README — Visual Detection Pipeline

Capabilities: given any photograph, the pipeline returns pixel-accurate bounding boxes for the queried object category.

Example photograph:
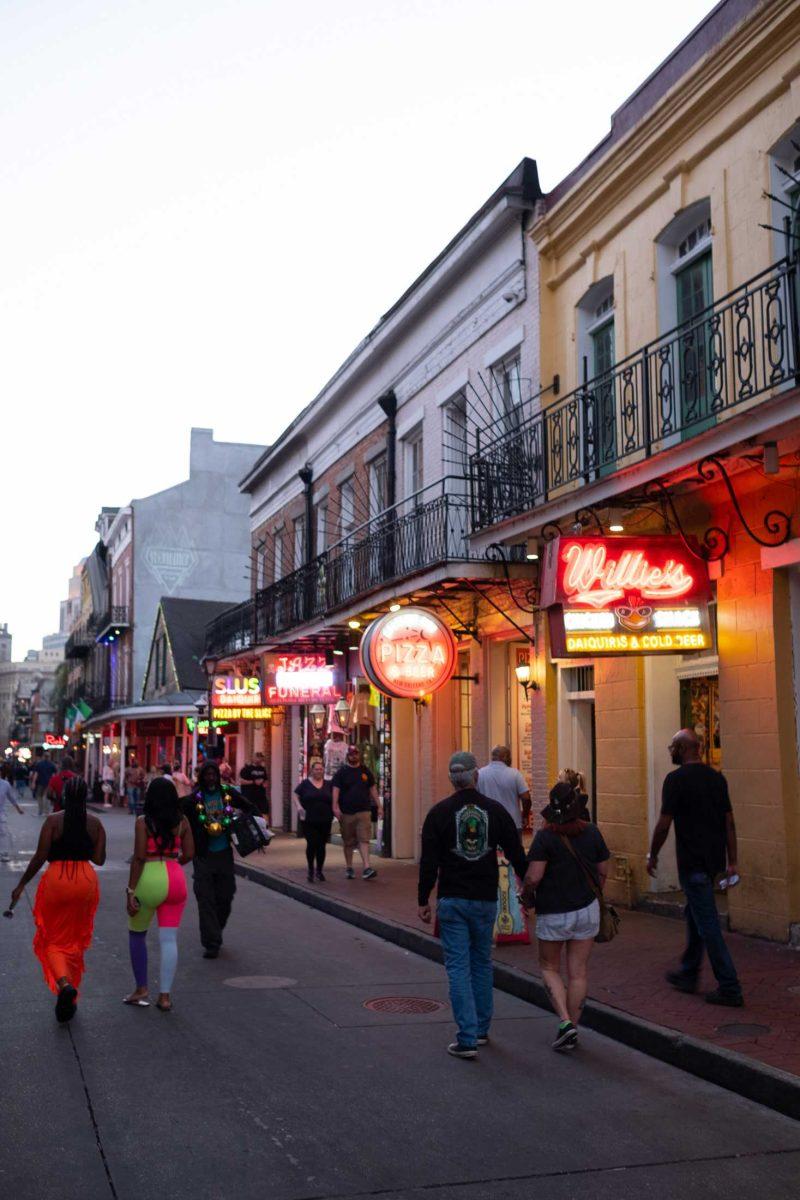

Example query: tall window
[491,352,523,424]
[315,502,328,554]
[293,515,305,570]
[339,479,356,537]
[457,648,472,751]
[406,430,423,500]
[369,455,388,517]
[273,529,284,582]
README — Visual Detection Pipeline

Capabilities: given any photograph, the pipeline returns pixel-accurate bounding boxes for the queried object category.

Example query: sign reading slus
[541,536,712,657]
[360,607,457,699]
[212,674,263,706]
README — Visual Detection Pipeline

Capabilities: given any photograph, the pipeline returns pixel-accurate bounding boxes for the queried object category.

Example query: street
[2,803,800,1200]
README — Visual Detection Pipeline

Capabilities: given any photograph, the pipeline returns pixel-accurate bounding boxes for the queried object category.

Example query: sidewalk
[240,835,800,1079]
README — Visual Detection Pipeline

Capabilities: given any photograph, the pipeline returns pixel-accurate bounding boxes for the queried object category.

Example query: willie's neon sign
[541,536,712,658]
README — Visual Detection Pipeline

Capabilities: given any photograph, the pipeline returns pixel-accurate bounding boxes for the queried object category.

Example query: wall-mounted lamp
[525,539,538,562]
[515,662,539,697]
[347,618,361,630]
[309,704,326,733]
[334,697,352,731]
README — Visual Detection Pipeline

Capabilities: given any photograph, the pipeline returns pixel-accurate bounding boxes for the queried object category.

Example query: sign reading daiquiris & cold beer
[541,536,712,657]
[360,607,457,699]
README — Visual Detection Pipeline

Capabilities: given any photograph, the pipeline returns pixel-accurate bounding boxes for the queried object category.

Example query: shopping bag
[494,857,530,944]
[230,812,270,858]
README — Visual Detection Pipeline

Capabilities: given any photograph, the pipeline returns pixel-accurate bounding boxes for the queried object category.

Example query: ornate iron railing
[471,257,800,528]
[65,621,96,659]
[205,478,478,659]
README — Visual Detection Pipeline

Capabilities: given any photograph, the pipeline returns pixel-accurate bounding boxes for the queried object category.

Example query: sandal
[156,997,172,1013]
[122,994,150,1007]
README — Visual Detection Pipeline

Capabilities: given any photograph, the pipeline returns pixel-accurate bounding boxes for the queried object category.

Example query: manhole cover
[363,996,445,1014]
[716,1023,771,1037]
[223,976,298,989]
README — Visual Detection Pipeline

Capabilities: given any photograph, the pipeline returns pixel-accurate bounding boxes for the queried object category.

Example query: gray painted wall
[132,429,264,698]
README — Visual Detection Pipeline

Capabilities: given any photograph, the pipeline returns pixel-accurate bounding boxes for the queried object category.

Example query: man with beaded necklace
[181,760,257,958]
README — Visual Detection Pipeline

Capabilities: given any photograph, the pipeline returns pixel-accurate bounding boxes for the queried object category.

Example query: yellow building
[471,0,800,939]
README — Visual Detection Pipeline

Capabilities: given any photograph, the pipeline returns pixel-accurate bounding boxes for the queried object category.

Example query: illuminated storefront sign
[212,674,263,707]
[262,653,345,705]
[360,607,457,699]
[44,734,68,747]
[541,536,712,657]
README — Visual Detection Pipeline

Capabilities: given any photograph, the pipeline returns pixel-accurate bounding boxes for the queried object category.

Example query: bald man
[648,729,742,1006]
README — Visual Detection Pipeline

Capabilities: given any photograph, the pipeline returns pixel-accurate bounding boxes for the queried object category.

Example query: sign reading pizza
[262,652,345,705]
[360,607,457,699]
[541,536,712,657]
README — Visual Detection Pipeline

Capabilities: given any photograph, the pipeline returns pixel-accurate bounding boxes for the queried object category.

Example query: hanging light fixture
[309,704,326,733]
[334,697,352,731]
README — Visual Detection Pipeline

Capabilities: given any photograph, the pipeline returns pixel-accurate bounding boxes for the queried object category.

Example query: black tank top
[48,818,94,862]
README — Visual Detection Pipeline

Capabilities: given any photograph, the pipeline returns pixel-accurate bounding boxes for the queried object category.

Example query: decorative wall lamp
[515,662,539,697]
[309,704,327,733]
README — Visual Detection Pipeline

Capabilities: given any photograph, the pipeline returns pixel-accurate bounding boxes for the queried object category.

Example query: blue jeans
[679,871,741,995]
[127,787,140,815]
[437,897,496,1047]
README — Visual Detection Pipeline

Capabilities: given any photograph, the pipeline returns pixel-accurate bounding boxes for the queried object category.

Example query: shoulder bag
[559,835,620,944]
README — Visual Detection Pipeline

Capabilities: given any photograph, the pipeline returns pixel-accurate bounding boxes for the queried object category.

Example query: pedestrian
[418,750,528,1059]
[48,755,78,813]
[14,757,30,798]
[331,744,381,880]
[240,751,269,815]
[10,777,106,1023]
[31,750,58,817]
[170,759,193,799]
[124,777,194,1012]
[125,759,143,815]
[521,781,610,1051]
[477,746,531,832]
[557,768,591,821]
[293,758,333,882]
[181,760,257,958]
[101,758,115,806]
[0,762,25,861]
[218,756,234,784]
[648,728,743,1007]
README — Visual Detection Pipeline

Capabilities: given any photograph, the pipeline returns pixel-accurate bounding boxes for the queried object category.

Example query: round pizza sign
[360,607,458,700]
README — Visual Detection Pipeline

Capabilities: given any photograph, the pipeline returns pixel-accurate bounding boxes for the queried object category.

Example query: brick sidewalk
[246,835,800,1076]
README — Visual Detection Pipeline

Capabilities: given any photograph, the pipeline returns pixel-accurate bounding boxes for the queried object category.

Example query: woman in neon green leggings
[124,778,194,1012]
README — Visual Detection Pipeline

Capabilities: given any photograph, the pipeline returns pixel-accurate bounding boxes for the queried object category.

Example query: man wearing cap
[418,750,528,1059]
[332,745,382,880]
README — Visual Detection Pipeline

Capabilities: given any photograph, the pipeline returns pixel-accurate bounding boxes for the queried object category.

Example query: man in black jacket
[418,751,528,1058]
[182,760,257,958]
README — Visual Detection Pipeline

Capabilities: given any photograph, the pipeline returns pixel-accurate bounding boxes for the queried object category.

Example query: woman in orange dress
[11,776,106,1022]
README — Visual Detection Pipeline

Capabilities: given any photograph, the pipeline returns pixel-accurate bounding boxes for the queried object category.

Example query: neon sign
[360,608,457,699]
[262,653,344,705]
[541,536,712,658]
[212,675,263,707]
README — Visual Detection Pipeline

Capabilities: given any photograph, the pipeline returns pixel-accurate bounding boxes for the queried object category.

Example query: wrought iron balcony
[205,478,479,660]
[65,622,96,659]
[470,257,800,530]
[94,606,131,645]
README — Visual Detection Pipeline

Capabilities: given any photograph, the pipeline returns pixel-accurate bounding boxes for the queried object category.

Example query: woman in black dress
[293,758,333,882]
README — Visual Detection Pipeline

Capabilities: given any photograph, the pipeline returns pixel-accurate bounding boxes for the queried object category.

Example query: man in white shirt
[477,746,531,830]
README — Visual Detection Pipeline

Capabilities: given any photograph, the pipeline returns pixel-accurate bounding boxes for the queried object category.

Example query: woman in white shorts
[522,782,610,1051]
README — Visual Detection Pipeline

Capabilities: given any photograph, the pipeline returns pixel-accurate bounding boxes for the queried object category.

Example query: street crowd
[0,728,742,1054]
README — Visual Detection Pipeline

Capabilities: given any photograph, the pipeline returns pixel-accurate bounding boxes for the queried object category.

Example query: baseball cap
[449,750,478,774]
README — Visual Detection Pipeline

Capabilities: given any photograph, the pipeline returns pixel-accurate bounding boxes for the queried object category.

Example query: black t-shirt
[331,764,375,814]
[294,778,334,825]
[418,788,529,905]
[240,763,268,813]
[661,763,731,878]
[527,825,610,915]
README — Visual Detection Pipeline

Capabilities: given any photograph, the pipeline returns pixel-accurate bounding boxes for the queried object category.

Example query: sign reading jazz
[262,652,345,705]
[541,536,712,657]
[360,607,458,699]
[211,674,270,720]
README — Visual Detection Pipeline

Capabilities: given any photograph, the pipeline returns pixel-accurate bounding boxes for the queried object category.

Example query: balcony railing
[65,622,96,659]
[94,606,131,643]
[470,256,800,529]
[206,477,479,659]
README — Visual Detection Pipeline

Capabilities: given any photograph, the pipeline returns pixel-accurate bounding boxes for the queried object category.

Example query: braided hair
[143,776,181,853]
[60,776,90,858]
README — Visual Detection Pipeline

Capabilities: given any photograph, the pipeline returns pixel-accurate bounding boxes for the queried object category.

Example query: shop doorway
[557,664,596,820]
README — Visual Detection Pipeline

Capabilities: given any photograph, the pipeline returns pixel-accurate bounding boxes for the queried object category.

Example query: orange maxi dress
[33,860,100,994]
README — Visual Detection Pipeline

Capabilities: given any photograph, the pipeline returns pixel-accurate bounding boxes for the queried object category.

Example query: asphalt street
[2,802,799,1200]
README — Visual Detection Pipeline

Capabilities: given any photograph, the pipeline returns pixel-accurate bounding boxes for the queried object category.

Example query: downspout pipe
[299,465,314,563]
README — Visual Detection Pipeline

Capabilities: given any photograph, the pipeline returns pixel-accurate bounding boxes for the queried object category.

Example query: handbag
[559,835,620,944]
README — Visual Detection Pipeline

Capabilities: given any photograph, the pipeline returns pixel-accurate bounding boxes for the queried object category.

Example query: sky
[1,0,715,655]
